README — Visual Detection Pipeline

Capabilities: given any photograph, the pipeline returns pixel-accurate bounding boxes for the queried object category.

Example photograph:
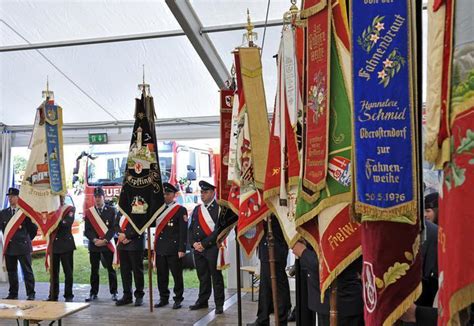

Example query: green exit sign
[88,133,108,144]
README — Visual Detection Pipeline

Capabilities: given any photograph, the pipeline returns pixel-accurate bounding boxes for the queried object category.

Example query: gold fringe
[447,282,474,326]
[266,200,301,248]
[435,137,451,170]
[320,246,362,302]
[296,224,321,256]
[263,186,282,202]
[383,283,422,326]
[302,178,326,200]
[295,193,352,228]
[217,263,230,271]
[356,201,417,225]
[424,139,440,165]
[299,186,322,203]
[237,210,270,258]
[300,0,327,18]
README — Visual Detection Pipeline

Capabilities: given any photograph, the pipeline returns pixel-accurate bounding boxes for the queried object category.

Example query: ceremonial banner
[118,91,165,234]
[423,0,447,164]
[296,5,361,298]
[300,0,331,202]
[18,100,66,238]
[219,89,234,205]
[228,48,271,257]
[351,0,417,221]
[436,0,474,324]
[351,1,422,324]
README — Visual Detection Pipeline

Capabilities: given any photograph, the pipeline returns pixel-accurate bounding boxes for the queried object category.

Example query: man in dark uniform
[84,187,118,302]
[115,212,146,307]
[248,216,291,326]
[292,241,364,326]
[417,193,439,307]
[47,195,76,302]
[189,181,225,314]
[0,188,37,300]
[154,182,188,309]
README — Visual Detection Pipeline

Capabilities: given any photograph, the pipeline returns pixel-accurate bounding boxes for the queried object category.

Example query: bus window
[87,153,127,186]
[199,153,211,178]
[176,150,190,180]
[159,157,172,182]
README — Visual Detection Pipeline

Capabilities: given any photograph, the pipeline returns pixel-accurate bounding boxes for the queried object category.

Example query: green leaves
[457,129,474,154]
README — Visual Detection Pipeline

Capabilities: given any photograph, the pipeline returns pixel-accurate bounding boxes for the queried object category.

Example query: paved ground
[0,282,296,325]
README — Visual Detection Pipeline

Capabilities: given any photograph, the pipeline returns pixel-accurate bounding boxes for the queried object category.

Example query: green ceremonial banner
[295,38,352,248]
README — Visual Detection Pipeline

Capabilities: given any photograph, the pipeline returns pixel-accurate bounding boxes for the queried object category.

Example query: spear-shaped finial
[42,75,54,100]
[138,64,150,95]
[243,9,258,47]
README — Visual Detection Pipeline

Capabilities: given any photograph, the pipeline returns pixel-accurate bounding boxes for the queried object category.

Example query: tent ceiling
[0,0,290,129]
[1,0,429,135]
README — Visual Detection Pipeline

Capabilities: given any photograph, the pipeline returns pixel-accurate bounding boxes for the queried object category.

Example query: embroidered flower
[383,58,393,68]
[370,33,380,43]
[378,70,387,80]
[375,22,385,31]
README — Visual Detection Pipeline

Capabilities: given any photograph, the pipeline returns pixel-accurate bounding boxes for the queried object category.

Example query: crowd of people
[0,184,442,325]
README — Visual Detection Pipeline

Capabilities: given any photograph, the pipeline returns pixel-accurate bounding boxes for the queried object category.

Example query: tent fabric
[0,0,290,128]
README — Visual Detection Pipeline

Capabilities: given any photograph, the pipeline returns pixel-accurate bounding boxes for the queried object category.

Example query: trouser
[51,251,74,299]
[256,260,291,325]
[119,250,144,299]
[193,248,225,307]
[299,266,315,326]
[5,254,35,297]
[156,253,184,302]
[317,313,365,326]
[89,250,117,295]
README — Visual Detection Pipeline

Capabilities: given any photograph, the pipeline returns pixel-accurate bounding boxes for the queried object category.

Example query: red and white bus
[76,141,217,214]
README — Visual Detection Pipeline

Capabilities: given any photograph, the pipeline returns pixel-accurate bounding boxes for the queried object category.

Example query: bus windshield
[87,152,172,186]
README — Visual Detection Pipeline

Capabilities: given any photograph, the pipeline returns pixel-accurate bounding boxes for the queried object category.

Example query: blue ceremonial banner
[351,0,417,223]
[44,104,66,194]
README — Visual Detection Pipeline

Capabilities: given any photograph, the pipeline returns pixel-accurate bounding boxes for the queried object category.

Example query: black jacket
[417,219,439,307]
[258,216,288,263]
[84,205,116,252]
[0,207,38,256]
[189,200,220,250]
[154,204,187,255]
[115,214,145,252]
[52,206,76,254]
[300,248,364,317]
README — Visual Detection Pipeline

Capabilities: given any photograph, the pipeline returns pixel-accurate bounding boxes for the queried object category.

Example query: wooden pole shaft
[235,229,242,326]
[266,215,280,325]
[147,227,153,312]
[329,282,338,326]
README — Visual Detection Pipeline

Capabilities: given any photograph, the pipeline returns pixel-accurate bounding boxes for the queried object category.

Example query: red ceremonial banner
[301,0,331,201]
[219,89,234,203]
[438,109,474,325]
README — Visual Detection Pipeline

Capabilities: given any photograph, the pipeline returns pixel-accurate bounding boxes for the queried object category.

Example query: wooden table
[240,266,259,302]
[0,300,90,325]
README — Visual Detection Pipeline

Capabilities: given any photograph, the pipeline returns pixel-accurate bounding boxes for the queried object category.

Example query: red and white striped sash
[86,207,117,267]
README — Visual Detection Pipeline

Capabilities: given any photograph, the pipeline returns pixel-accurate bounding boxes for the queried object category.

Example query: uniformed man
[189,181,225,314]
[84,187,118,302]
[248,216,291,326]
[0,187,37,300]
[154,182,187,310]
[292,242,364,326]
[47,195,76,302]
[115,212,145,307]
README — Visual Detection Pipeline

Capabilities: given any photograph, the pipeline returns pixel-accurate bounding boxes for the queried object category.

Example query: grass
[32,247,226,289]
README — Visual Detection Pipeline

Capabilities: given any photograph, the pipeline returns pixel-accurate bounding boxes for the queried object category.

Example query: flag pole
[330,283,338,326]
[43,77,56,301]
[235,228,243,326]
[266,215,280,325]
[147,227,154,312]
[138,65,154,312]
